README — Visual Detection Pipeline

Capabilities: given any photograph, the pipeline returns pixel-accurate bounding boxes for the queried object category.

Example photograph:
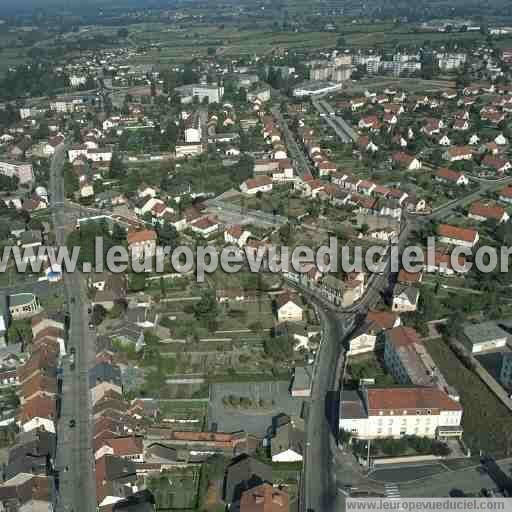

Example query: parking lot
[208,379,305,435]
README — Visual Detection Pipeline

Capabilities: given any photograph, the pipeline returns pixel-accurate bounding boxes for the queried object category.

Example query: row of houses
[0,312,70,511]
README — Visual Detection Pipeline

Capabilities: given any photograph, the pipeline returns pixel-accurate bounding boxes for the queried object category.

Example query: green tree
[193,290,219,330]
[91,304,107,326]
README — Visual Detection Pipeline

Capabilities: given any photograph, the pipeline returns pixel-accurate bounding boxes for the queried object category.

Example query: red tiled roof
[243,176,272,190]
[19,395,56,422]
[435,167,464,182]
[500,186,512,199]
[446,146,473,157]
[482,155,510,170]
[392,152,416,165]
[367,310,399,330]
[240,483,289,511]
[388,326,420,348]
[21,374,57,400]
[437,224,478,244]
[127,229,157,245]
[101,436,143,456]
[367,387,462,413]
[469,202,506,221]
[398,269,422,284]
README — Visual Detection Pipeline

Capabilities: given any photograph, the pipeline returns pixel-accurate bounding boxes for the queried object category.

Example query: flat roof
[9,293,36,307]
[463,321,509,346]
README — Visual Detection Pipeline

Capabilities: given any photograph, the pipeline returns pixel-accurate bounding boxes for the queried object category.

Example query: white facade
[191,85,224,104]
[0,160,33,184]
[348,332,377,355]
[340,388,463,441]
[22,417,55,434]
[277,301,303,322]
[272,448,303,463]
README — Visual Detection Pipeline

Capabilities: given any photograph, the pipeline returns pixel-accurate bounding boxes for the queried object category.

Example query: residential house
[481,155,511,174]
[127,229,157,260]
[224,456,273,505]
[190,217,220,238]
[241,177,273,195]
[271,418,304,463]
[443,146,473,162]
[468,202,509,224]
[347,310,400,356]
[239,483,289,512]
[392,284,419,313]
[0,474,55,512]
[392,152,421,170]
[434,168,469,186]
[437,224,479,248]
[275,293,303,323]
[95,436,144,463]
[224,225,252,248]
[499,186,512,204]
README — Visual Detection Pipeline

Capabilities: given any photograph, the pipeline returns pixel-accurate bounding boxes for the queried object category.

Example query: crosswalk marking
[385,483,401,500]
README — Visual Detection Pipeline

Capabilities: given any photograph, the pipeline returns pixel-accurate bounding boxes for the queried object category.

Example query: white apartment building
[70,75,87,87]
[437,53,467,71]
[185,112,202,143]
[339,387,463,440]
[192,84,224,104]
[0,160,33,184]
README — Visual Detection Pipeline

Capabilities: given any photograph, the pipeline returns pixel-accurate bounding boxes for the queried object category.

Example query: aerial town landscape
[3,0,512,510]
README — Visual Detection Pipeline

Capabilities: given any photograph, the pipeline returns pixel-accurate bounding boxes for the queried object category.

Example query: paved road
[50,143,97,512]
[313,99,359,143]
[271,107,313,179]
[427,176,512,221]
[205,197,288,227]
[303,304,353,512]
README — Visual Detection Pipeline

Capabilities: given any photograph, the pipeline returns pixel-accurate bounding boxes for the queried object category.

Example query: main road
[50,143,97,512]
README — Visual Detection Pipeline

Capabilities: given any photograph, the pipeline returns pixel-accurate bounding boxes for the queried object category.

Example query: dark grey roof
[103,454,137,482]
[89,362,122,388]
[463,321,510,346]
[271,421,304,458]
[19,230,42,245]
[224,455,272,504]
[393,284,419,303]
[6,431,57,480]
[146,443,178,463]
[112,490,155,512]
[340,390,368,420]
[292,367,312,392]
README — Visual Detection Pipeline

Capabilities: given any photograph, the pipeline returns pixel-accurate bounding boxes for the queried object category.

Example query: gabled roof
[437,224,478,244]
[127,229,157,245]
[435,167,465,182]
[367,310,399,331]
[469,202,506,220]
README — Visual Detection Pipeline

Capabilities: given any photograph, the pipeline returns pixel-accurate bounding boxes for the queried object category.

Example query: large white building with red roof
[339,386,463,440]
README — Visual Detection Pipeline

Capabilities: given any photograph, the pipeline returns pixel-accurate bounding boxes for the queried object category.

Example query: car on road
[88,322,94,329]
[70,347,75,355]
[70,297,75,304]
[69,419,76,428]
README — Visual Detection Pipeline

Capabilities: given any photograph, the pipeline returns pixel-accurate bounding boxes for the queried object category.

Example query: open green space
[425,337,512,457]
[148,467,201,510]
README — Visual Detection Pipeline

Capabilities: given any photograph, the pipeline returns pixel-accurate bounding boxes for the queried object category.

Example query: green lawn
[346,352,395,386]
[148,467,201,510]
[425,337,512,457]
